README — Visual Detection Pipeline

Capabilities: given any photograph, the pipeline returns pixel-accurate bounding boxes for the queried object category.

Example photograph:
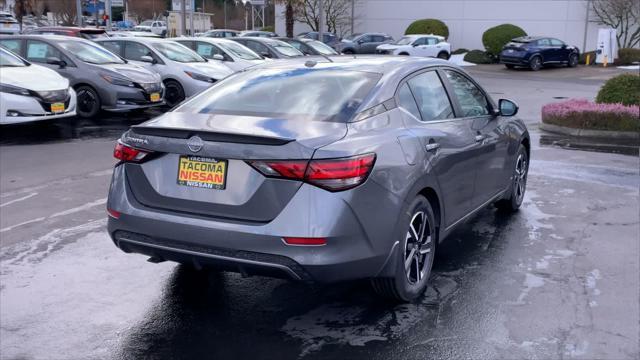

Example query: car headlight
[184,71,216,83]
[0,83,31,96]
[100,73,136,87]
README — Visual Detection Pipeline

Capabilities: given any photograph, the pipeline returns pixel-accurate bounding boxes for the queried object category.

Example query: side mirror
[260,52,272,58]
[140,55,155,64]
[498,99,518,117]
[412,43,420,47]
[212,54,224,61]
[46,57,66,68]
[561,44,567,49]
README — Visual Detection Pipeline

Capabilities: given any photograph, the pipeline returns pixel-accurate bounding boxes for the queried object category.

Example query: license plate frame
[176,155,228,190]
[51,102,65,113]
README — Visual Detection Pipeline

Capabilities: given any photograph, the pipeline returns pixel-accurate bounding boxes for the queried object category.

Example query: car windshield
[307,40,337,55]
[140,21,153,26]
[177,68,381,122]
[152,41,205,62]
[344,33,362,41]
[0,48,27,67]
[395,37,415,45]
[271,41,303,57]
[219,41,261,60]
[59,40,124,64]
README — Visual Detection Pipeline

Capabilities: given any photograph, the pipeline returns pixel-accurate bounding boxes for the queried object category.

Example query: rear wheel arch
[521,136,530,160]
[418,187,442,244]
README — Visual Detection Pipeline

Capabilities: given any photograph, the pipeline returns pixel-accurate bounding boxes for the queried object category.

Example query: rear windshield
[176,68,381,122]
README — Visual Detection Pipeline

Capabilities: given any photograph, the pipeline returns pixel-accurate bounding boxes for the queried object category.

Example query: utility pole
[224,0,227,29]
[190,0,194,35]
[76,0,83,27]
[318,0,324,40]
[181,0,186,35]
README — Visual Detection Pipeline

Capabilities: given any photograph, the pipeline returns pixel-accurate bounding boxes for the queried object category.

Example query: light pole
[318,0,324,40]
[76,0,82,27]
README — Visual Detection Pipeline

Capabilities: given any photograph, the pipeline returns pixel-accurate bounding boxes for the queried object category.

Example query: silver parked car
[107,56,529,302]
[173,37,266,72]
[335,32,394,54]
[0,35,164,118]
[96,37,233,107]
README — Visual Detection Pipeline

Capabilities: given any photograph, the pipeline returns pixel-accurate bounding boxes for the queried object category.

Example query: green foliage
[596,74,640,106]
[617,48,640,65]
[463,50,492,64]
[261,25,275,33]
[405,19,449,39]
[481,24,527,58]
[451,48,469,55]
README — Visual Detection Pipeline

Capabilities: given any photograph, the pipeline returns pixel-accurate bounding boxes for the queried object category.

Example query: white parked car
[376,34,451,59]
[134,20,167,36]
[173,37,266,72]
[0,47,76,125]
[0,11,20,35]
[96,37,233,107]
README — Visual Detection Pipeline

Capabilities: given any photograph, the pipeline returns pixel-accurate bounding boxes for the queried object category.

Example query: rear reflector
[247,153,376,192]
[107,208,121,219]
[282,237,327,246]
[113,141,150,162]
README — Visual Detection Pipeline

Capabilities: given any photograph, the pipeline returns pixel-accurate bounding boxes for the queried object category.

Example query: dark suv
[499,36,580,71]
[334,32,394,54]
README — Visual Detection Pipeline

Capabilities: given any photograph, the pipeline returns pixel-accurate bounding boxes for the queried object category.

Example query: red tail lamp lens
[107,208,121,219]
[248,153,376,192]
[113,141,150,162]
[282,237,327,246]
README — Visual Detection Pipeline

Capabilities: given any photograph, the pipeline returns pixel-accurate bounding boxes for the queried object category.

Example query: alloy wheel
[530,57,541,71]
[514,153,528,204]
[404,211,432,285]
[77,89,97,114]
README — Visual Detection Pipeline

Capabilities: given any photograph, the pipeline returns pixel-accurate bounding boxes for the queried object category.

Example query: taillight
[113,141,150,162]
[282,237,327,246]
[247,153,376,192]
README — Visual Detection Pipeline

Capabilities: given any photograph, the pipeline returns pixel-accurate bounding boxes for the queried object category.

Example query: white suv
[376,34,451,59]
[0,11,20,35]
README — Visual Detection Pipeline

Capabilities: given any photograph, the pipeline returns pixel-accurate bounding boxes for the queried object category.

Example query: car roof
[402,34,444,39]
[34,26,106,32]
[253,55,451,73]
[234,36,282,43]
[513,36,546,42]
[175,36,235,43]
[2,34,95,43]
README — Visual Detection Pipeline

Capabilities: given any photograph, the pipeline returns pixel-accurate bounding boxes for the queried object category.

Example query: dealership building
[275,0,610,53]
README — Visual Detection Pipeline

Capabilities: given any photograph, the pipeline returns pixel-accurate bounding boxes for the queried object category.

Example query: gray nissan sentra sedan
[107,56,530,302]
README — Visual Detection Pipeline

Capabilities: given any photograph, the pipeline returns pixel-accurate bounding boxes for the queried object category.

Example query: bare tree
[45,0,77,25]
[293,0,351,36]
[274,0,301,37]
[592,0,640,48]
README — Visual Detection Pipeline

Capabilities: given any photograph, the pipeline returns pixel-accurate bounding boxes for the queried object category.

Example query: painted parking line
[0,198,107,233]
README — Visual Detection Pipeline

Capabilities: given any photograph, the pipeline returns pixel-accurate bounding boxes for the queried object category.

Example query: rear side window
[537,38,551,46]
[0,39,22,54]
[426,38,439,45]
[177,69,381,123]
[372,35,385,42]
[397,83,421,120]
[100,41,122,55]
[406,71,454,121]
[444,70,490,117]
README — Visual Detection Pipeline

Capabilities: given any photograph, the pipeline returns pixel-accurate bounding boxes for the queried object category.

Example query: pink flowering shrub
[542,98,639,132]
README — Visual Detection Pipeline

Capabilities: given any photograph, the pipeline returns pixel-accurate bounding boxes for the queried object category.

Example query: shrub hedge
[463,50,492,64]
[482,24,527,59]
[542,99,639,132]
[451,48,469,55]
[596,74,640,106]
[405,19,449,39]
[617,48,640,65]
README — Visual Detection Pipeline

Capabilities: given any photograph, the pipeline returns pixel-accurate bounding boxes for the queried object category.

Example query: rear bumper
[106,164,403,283]
[499,54,529,65]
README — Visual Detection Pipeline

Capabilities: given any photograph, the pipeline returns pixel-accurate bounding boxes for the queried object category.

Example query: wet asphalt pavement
[1,65,639,360]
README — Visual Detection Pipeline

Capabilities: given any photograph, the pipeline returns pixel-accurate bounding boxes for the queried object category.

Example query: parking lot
[0,64,638,360]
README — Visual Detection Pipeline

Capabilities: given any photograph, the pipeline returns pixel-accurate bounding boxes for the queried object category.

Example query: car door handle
[475,134,486,143]
[425,143,440,152]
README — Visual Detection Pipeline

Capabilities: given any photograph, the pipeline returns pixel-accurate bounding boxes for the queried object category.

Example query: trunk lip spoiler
[129,126,295,146]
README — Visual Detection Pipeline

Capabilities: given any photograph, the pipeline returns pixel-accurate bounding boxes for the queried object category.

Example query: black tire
[505,64,515,69]
[342,49,355,55]
[568,53,578,68]
[495,144,529,212]
[75,85,101,118]
[437,51,449,60]
[164,80,185,108]
[529,56,542,71]
[371,195,436,302]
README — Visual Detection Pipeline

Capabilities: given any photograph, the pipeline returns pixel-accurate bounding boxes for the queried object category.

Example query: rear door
[396,69,478,227]
[442,69,509,207]
[536,38,554,62]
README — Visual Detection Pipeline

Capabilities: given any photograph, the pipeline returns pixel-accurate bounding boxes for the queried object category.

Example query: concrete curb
[540,123,640,141]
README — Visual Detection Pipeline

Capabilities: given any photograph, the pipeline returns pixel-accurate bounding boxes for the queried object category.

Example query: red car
[24,27,109,40]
